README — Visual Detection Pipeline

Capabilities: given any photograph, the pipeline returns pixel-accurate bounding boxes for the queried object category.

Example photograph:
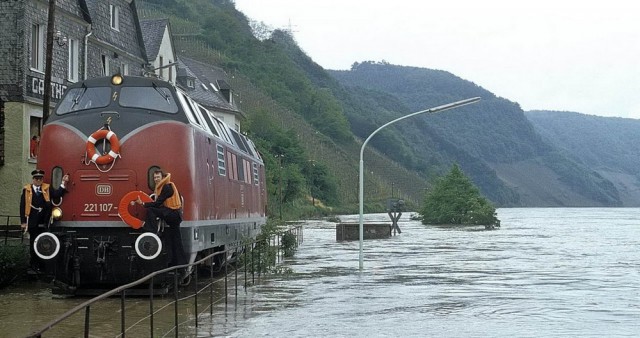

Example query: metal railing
[26,224,303,338]
[0,215,26,245]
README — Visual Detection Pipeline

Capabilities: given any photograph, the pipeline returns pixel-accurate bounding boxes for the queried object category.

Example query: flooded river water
[2,208,640,337]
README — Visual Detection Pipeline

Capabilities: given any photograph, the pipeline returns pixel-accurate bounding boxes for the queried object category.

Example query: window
[176,92,200,125]
[215,119,232,143]
[247,139,261,161]
[198,106,217,135]
[68,39,79,82]
[168,61,173,82]
[147,166,161,190]
[101,55,109,76]
[56,87,111,114]
[28,114,42,161]
[241,135,255,157]
[159,56,164,79]
[30,24,44,71]
[185,98,209,131]
[186,79,194,88]
[228,152,237,180]
[110,5,120,31]
[230,129,249,154]
[253,163,259,185]
[217,145,226,176]
[120,87,179,113]
[236,157,245,182]
[122,63,129,76]
[244,159,252,184]
[202,109,220,137]
[52,167,64,188]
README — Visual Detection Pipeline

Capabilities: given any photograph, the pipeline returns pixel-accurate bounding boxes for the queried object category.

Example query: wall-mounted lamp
[54,30,67,47]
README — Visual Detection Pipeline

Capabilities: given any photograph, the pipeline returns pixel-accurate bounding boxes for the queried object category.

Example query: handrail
[26,224,304,338]
[0,215,25,245]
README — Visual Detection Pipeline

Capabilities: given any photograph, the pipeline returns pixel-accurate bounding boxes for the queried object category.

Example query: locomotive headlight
[111,74,123,85]
[51,207,63,220]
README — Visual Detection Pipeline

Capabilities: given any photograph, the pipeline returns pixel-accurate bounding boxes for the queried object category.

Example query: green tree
[420,164,499,226]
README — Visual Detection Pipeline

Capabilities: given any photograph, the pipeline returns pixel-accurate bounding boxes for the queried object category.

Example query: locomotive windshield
[57,86,111,114]
[120,86,179,114]
[56,85,179,115]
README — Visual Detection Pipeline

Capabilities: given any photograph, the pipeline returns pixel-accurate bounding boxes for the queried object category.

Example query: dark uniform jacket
[20,183,66,228]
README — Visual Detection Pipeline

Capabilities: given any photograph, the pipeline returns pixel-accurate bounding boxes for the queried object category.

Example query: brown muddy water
[2,208,640,337]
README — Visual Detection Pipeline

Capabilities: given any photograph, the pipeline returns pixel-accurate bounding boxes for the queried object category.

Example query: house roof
[139,18,168,61]
[177,57,245,117]
[78,0,92,24]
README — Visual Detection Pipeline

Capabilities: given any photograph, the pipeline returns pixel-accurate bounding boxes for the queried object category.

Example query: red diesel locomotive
[35,74,267,292]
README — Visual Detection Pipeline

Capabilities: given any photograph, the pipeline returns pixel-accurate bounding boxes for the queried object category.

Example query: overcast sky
[233,0,640,119]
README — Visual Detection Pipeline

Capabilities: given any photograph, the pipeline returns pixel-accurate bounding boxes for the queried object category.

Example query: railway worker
[135,170,187,267]
[20,169,69,270]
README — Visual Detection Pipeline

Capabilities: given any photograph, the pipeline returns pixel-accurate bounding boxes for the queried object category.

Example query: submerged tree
[420,164,500,227]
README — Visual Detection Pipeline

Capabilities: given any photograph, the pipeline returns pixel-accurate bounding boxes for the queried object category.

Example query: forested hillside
[526,110,640,206]
[329,63,621,206]
[138,0,624,208]
[138,0,429,215]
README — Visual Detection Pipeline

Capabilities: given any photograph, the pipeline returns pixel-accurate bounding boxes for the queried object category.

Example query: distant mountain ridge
[526,110,640,206]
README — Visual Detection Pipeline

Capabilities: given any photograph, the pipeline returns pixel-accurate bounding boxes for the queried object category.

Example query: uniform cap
[31,169,45,178]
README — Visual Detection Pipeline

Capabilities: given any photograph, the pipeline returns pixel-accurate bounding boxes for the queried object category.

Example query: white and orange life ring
[86,129,121,165]
[118,191,153,229]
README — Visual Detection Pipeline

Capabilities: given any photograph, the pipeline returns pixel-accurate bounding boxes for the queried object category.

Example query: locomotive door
[70,169,138,222]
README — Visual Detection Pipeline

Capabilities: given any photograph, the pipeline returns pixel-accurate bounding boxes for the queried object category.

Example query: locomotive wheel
[134,233,163,260]
[34,232,61,260]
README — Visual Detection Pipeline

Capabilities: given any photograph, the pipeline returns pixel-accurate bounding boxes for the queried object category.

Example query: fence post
[84,306,90,338]
[174,271,179,338]
[224,258,228,307]
[120,291,126,338]
[194,265,199,328]
[149,277,154,338]
[210,258,214,316]
[251,243,255,284]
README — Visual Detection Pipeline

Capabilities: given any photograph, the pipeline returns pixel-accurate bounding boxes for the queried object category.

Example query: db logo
[96,184,112,196]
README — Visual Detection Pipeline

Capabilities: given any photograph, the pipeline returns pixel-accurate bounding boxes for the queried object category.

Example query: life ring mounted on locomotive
[85,127,121,169]
[118,191,154,229]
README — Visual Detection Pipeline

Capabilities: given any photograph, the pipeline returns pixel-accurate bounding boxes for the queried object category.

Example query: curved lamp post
[358,97,481,269]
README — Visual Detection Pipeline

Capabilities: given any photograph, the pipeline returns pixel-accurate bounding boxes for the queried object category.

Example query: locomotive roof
[51,75,262,163]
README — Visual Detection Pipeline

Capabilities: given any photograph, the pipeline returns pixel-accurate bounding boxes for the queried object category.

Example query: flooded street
[3,208,640,337]
[213,208,640,337]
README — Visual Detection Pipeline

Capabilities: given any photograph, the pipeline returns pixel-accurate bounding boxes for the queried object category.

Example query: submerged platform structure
[336,223,391,241]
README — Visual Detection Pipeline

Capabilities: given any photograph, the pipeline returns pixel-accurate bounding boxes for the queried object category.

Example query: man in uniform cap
[19,169,69,271]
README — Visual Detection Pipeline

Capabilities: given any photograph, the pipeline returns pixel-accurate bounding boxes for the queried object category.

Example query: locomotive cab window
[230,129,249,154]
[148,166,161,190]
[57,87,111,114]
[176,91,201,126]
[214,118,232,144]
[52,166,64,188]
[120,86,178,114]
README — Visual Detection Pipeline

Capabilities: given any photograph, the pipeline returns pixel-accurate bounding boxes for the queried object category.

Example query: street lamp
[358,97,481,270]
[275,154,285,220]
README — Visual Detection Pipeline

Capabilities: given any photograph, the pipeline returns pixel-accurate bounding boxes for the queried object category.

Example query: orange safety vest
[23,183,51,217]
[154,174,181,210]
